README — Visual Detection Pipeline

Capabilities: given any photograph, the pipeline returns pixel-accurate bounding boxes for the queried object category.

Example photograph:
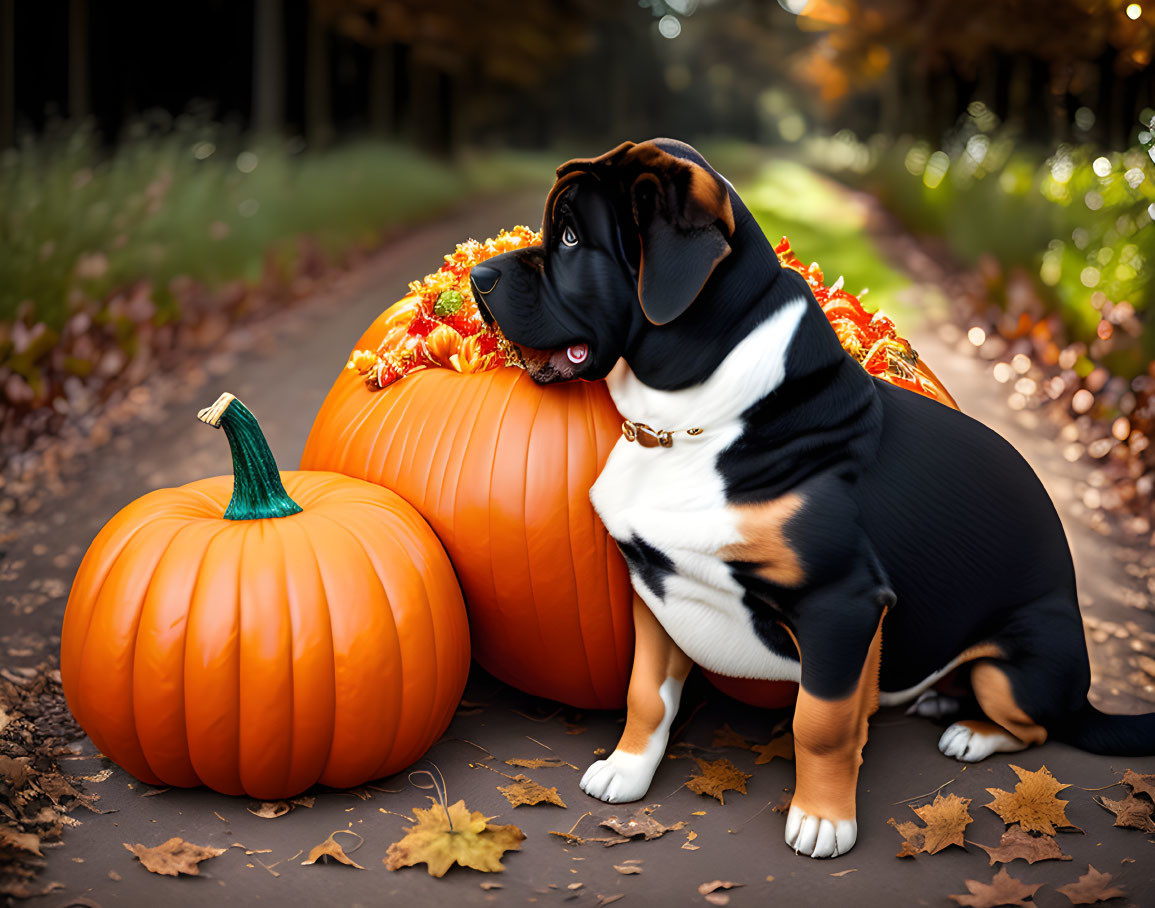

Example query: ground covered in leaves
[4,667,1151,908]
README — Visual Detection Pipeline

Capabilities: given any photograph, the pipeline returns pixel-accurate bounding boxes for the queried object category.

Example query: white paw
[784,805,857,858]
[938,722,1024,762]
[580,750,658,804]
[906,689,962,719]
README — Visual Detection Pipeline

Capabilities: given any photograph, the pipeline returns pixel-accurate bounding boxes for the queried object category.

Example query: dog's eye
[561,225,579,247]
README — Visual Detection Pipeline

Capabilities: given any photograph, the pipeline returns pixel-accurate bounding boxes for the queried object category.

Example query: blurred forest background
[2,0,1154,528]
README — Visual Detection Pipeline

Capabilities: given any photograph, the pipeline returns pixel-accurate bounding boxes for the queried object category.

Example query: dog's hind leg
[940,592,1087,763]
[581,595,692,804]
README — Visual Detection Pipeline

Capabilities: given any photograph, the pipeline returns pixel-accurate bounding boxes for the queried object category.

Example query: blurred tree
[68,0,88,121]
[1,0,12,148]
[788,0,1154,146]
[253,0,286,134]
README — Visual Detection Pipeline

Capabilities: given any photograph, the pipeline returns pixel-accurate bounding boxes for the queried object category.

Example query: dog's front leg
[785,597,886,859]
[581,595,692,803]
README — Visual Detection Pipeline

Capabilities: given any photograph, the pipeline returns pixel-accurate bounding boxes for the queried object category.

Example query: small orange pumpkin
[60,393,470,799]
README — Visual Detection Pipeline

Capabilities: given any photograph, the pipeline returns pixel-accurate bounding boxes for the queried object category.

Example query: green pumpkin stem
[197,393,303,520]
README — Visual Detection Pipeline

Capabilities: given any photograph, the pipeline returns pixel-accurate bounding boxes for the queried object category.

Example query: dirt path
[2,183,1154,907]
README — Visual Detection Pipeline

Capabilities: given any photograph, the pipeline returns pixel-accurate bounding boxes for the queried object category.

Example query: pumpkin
[60,393,470,799]
[303,228,957,711]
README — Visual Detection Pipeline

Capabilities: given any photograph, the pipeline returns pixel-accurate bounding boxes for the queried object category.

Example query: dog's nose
[470,263,501,296]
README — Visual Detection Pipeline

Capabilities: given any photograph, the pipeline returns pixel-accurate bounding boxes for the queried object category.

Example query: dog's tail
[1051,701,1155,755]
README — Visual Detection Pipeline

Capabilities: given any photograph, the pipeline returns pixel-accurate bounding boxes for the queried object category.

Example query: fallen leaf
[291,795,315,809]
[0,827,41,857]
[751,732,794,765]
[1055,865,1127,904]
[699,880,743,895]
[506,757,578,771]
[108,870,121,881]
[498,775,566,808]
[948,868,1043,907]
[1095,794,1155,833]
[691,810,707,816]
[480,882,503,890]
[712,724,752,749]
[888,793,972,856]
[301,830,365,869]
[705,895,730,906]
[772,791,793,814]
[139,787,170,798]
[830,869,857,877]
[385,798,525,876]
[682,830,700,851]
[599,805,686,841]
[686,758,751,804]
[568,882,583,890]
[1120,768,1155,801]
[614,864,643,874]
[123,838,226,876]
[984,765,1074,834]
[973,826,1073,865]
[247,801,291,819]
[597,896,625,907]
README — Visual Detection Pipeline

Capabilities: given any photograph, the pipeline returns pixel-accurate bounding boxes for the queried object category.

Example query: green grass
[738,158,933,330]
[0,126,556,332]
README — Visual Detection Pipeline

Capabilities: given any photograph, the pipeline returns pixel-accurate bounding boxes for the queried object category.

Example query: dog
[469,139,1155,859]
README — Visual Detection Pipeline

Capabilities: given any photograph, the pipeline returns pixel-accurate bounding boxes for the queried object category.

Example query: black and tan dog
[469,139,1155,859]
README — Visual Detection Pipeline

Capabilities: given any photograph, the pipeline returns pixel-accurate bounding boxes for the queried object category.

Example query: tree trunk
[252,0,284,135]
[68,0,88,121]
[306,5,332,148]
[368,43,393,136]
[0,0,13,148]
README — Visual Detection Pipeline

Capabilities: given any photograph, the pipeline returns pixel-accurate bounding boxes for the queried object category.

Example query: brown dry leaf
[887,793,972,856]
[704,895,730,906]
[948,868,1043,907]
[682,830,700,851]
[974,825,1072,865]
[506,757,578,771]
[1095,794,1155,833]
[712,724,752,750]
[0,827,41,858]
[123,838,226,876]
[599,805,686,841]
[247,801,291,819]
[1121,768,1155,801]
[614,864,643,875]
[301,830,365,869]
[597,896,625,907]
[686,758,751,805]
[699,880,743,896]
[1055,865,1127,905]
[385,798,525,876]
[984,765,1074,834]
[830,868,858,877]
[290,795,315,809]
[751,732,794,765]
[498,775,566,808]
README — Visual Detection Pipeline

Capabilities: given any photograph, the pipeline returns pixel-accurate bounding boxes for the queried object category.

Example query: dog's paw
[938,721,1025,762]
[784,805,857,858]
[906,689,962,719]
[580,751,657,804]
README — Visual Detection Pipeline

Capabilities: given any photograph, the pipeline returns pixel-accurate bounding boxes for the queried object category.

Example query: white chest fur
[590,300,807,680]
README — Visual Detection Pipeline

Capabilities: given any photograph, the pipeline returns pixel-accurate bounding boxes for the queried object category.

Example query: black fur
[474,138,1155,756]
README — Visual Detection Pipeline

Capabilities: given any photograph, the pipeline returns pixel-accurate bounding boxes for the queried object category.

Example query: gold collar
[621,419,703,448]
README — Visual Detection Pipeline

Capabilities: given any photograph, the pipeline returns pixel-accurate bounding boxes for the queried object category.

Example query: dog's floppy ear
[626,144,735,326]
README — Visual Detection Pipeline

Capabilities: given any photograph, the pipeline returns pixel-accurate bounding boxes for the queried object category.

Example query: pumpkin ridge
[482,371,523,622]
[558,388,599,706]
[74,516,187,780]
[445,373,499,554]
[122,519,191,784]
[517,384,556,694]
[171,520,234,788]
[309,507,409,764]
[431,375,478,536]
[273,519,297,797]
[346,381,398,485]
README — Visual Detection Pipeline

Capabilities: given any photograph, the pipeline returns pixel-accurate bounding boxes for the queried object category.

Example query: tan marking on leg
[971,660,1048,746]
[789,610,884,822]
[718,493,806,587]
[617,596,693,755]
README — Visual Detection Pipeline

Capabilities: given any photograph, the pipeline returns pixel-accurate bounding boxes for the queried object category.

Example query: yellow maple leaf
[984,765,1073,835]
[384,799,525,877]
[686,758,751,805]
[887,793,972,857]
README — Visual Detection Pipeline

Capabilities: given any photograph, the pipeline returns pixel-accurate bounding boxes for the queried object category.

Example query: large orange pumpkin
[303,307,634,709]
[303,229,957,711]
[60,393,470,799]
